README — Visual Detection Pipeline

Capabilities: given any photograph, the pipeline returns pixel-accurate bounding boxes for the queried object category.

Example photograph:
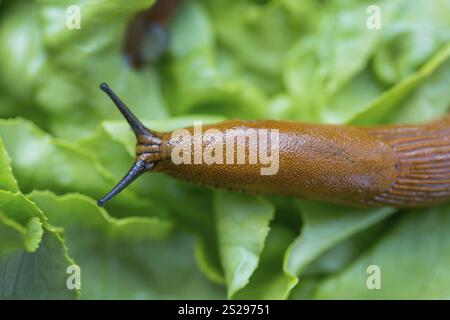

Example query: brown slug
[97,83,450,208]
[123,0,180,69]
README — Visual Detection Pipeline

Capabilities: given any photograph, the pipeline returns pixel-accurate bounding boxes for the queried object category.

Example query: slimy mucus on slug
[97,83,450,208]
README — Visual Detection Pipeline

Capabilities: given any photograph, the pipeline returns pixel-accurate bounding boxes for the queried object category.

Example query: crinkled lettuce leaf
[213,191,274,298]
[0,119,168,219]
[315,204,450,299]
[285,201,395,278]
[28,191,224,299]
[1,0,450,300]
[0,139,78,299]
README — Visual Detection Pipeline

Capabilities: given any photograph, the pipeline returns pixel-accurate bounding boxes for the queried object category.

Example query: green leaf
[233,223,298,300]
[29,191,225,299]
[169,0,213,59]
[0,213,41,254]
[0,0,169,140]
[283,1,387,121]
[0,118,167,219]
[321,70,384,124]
[2,0,450,301]
[214,191,274,298]
[0,119,108,194]
[372,0,450,85]
[0,190,46,230]
[315,204,450,299]
[349,42,450,124]
[79,116,227,284]
[36,0,155,49]
[289,276,321,300]
[384,59,450,124]
[284,201,395,278]
[0,1,45,100]
[166,0,269,119]
[208,0,297,77]
[0,231,78,300]
[0,190,77,299]
[0,138,18,192]
[301,221,386,278]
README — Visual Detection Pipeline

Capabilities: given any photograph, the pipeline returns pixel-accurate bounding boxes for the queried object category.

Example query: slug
[97,83,450,208]
[123,0,180,69]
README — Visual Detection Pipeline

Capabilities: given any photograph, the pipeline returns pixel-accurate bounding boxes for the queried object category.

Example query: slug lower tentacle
[97,83,450,208]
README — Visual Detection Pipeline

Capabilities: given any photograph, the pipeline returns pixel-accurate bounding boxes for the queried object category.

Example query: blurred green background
[1,0,450,299]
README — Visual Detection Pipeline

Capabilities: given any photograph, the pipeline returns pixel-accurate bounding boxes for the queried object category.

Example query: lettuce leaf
[214,192,274,298]
[0,140,78,299]
[315,204,450,299]
[1,0,450,300]
[28,191,224,299]
[0,118,168,219]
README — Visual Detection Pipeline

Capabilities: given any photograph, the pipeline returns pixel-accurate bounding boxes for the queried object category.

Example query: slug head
[97,83,162,207]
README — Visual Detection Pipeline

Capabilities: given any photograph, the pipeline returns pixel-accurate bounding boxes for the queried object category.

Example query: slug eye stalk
[97,83,157,207]
[97,160,154,207]
[99,83,160,144]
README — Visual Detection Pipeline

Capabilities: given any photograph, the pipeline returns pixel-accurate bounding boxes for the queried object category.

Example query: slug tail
[365,116,450,207]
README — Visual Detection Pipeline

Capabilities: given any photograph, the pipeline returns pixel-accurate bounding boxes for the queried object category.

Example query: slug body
[155,120,398,206]
[98,83,450,208]
[123,0,180,68]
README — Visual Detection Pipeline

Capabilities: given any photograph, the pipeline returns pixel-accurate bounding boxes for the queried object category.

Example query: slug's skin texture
[97,83,450,208]
[364,116,450,206]
[136,116,450,208]
[144,120,398,207]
